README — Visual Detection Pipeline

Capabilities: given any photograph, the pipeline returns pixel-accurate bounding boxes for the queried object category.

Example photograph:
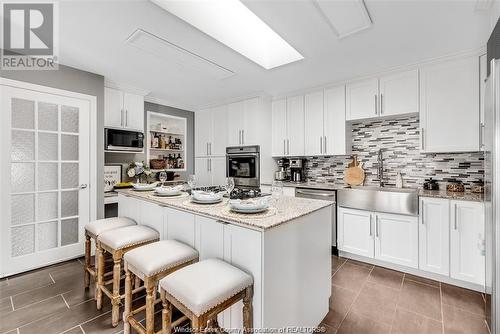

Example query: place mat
[148,192,189,200]
[220,206,277,219]
[182,198,228,208]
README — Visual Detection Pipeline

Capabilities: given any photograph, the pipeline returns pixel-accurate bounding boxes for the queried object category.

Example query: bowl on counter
[155,185,183,196]
[132,183,157,191]
[229,197,269,214]
[191,190,224,204]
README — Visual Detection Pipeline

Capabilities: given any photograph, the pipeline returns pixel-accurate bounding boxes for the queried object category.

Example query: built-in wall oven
[105,128,144,152]
[226,145,260,188]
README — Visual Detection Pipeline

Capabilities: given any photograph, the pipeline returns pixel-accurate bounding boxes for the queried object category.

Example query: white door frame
[0,77,98,277]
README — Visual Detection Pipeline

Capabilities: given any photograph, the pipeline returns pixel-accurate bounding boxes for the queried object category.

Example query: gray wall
[2,64,105,219]
[105,101,194,181]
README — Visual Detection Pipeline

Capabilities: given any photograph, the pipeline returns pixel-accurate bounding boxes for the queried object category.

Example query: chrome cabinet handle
[209,143,212,155]
[79,184,88,189]
[421,200,424,225]
[207,143,209,156]
[374,95,378,115]
[287,139,290,155]
[420,128,425,150]
[120,109,124,126]
[380,94,383,114]
[207,159,209,172]
[324,136,327,154]
[480,123,485,148]
[283,139,286,155]
[320,136,323,154]
[369,215,373,236]
[242,129,244,145]
[125,110,128,127]
[376,216,379,238]
[295,190,335,197]
[454,204,458,230]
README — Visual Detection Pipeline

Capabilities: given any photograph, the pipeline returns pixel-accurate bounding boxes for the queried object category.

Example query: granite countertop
[115,188,333,231]
[418,189,484,202]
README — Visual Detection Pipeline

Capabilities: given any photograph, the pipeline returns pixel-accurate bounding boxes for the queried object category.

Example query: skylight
[151,0,304,70]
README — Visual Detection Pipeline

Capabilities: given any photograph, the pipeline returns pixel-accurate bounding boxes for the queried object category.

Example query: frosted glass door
[1,85,91,276]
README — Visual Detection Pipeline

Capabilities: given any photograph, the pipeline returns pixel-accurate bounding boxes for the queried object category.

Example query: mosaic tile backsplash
[304,115,484,189]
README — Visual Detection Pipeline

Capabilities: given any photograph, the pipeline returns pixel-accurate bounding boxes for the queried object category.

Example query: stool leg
[96,244,105,310]
[135,276,141,290]
[145,278,155,334]
[111,254,121,327]
[123,269,132,334]
[242,286,253,333]
[84,234,91,289]
[161,292,173,334]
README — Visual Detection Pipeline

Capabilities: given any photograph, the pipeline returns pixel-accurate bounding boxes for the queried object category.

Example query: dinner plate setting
[132,183,157,191]
[189,190,224,204]
[228,197,269,214]
[153,185,184,197]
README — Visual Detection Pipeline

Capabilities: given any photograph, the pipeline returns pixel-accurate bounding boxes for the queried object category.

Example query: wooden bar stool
[84,217,137,289]
[159,259,254,334]
[123,240,199,334]
[96,225,160,327]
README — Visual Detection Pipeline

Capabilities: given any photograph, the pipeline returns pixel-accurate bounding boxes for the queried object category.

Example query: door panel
[195,216,225,260]
[227,101,244,146]
[104,87,123,128]
[123,92,144,131]
[194,157,211,187]
[324,86,349,155]
[374,213,418,268]
[286,95,305,156]
[346,78,379,120]
[271,99,287,156]
[165,208,196,248]
[304,91,324,156]
[379,70,419,117]
[337,207,374,258]
[2,85,91,276]
[210,157,227,187]
[195,110,211,157]
[211,105,228,156]
[419,198,450,275]
[242,97,262,146]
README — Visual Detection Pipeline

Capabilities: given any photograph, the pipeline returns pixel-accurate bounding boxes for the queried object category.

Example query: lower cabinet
[450,200,485,285]
[338,207,418,268]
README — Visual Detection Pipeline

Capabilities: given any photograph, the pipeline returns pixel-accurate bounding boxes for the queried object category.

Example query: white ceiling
[58,0,492,110]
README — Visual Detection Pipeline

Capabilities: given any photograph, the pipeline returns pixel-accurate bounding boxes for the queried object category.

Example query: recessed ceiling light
[150,0,304,70]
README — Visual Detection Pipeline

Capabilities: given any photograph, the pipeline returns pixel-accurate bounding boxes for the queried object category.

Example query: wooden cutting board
[344,156,365,186]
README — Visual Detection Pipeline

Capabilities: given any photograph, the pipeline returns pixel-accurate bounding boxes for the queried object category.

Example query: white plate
[230,207,269,214]
[191,197,223,204]
[191,191,224,202]
[154,191,182,197]
[229,199,269,211]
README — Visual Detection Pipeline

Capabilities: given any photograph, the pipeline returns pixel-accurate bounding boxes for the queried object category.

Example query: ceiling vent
[313,0,372,39]
[125,28,235,80]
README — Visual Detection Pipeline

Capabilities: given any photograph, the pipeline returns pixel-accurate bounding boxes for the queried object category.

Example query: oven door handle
[227,153,259,157]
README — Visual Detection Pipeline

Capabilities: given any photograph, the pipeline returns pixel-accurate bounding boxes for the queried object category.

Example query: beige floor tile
[323,285,357,329]
[442,304,488,334]
[398,279,442,321]
[404,274,440,288]
[346,259,374,269]
[332,256,346,275]
[391,308,442,334]
[336,310,391,334]
[351,281,399,325]
[368,266,404,290]
[332,262,372,293]
[441,283,485,316]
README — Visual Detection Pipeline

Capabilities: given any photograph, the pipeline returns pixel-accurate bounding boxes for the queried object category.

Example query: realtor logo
[1,2,59,70]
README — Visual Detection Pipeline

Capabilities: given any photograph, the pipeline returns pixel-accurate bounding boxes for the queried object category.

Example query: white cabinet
[346,70,418,121]
[140,200,165,239]
[165,208,196,248]
[227,101,244,147]
[195,216,225,260]
[379,70,419,117]
[346,78,379,120]
[419,56,480,152]
[118,194,141,222]
[195,107,228,157]
[480,54,487,150]
[226,97,267,147]
[104,87,144,131]
[195,157,226,187]
[272,99,287,156]
[419,198,450,275]
[337,207,374,258]
[286,96,305,156]
[324,86,350,155]
[374,212,418,269]
[450,200,485,285]
[304,91,324,156]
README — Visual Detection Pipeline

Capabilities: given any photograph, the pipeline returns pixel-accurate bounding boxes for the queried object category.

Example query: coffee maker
[274,159,289,181]
[289,159,305,183]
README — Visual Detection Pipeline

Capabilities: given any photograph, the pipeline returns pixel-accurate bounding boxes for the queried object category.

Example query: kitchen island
[116,189,333,331]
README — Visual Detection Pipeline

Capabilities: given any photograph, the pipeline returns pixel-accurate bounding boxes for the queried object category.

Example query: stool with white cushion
[159,258,253,334]
[84,217,137,289]
[123,240,199,334]
[96,225,160,327]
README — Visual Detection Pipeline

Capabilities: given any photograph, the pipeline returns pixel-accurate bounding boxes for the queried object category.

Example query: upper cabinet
[304,86,351,156]
[104,87,144,131]
[195,106,228,157]
[346,69,419,121]
[226,98,268,147]
[480,54,487,150]
[271,96,305,156]
[420,56,480,153]
[271,99,287,156]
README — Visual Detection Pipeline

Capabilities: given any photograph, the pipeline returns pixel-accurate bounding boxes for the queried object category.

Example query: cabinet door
[210,157,227,186]
[480,54,487,150]
[140,200,164,239]
[450,201,485,285]
[194,157,211,187]
[223,224,262,330]
[211,105,228,156]
[118,194,141,223]
[286,95,305,156]
[304,91,324,156]
[420,56,480,152]
[271,99,287,156]
[379,69,419,117]
[337,207,374,258]
[243,97,265,146]
[324,86,349,155]
[104,87,124,128]
[123,92,144,131]
[374,213,418,269]
[346,78,379,120]
[164,208,196,248]
[419,198,450,275]
[227,101,244,146]
[195,110,212,157]
[195,216,225,260]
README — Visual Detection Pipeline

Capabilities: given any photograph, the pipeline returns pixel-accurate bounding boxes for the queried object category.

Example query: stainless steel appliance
[226,145,260,188]
[295,187,337,254]
[275,158,289,181]
[289,159,305,183]
[105,128,144,152]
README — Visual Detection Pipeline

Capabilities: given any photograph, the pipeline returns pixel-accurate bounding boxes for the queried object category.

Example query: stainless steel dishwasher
[295,187,337,254]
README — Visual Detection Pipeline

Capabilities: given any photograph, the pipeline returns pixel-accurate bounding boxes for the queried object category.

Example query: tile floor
[0,256,491,334]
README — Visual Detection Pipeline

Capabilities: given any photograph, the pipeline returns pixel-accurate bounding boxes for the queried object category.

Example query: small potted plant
[127,161,153,184]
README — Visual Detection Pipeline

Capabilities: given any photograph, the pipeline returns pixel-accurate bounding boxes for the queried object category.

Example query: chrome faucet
[377,149,384,187]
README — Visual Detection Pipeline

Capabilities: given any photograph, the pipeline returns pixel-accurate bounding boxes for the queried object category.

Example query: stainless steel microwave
[105,128,144,152]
